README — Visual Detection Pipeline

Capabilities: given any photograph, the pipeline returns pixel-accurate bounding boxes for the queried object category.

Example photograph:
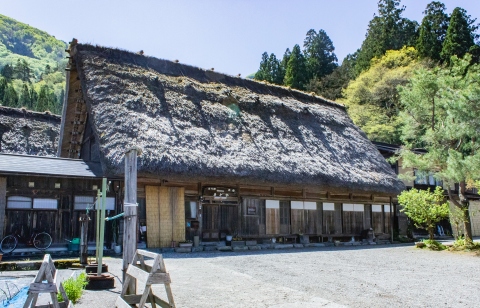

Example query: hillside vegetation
[0,14,67,114]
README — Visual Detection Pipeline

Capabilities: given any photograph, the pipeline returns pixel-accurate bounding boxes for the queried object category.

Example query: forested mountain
[253,0,480,144]
[0,14,67,114]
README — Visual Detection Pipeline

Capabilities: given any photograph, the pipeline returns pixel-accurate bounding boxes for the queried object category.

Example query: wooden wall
[145,186,185,248]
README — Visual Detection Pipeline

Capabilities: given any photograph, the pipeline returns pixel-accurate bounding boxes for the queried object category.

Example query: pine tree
[0,78,7,103]
[303,29,338,80]
[19,83,31,108]
[36,85,50,111]
[284,44,307,90]
[254,52,271,82]
[355,0,419,75]
[280,48,291,79]
[441,7,478,62]
[29,87,38,108]
[254,53,284,85]
[3,85,18,107]
[14,59,33,82]
[1,64,14,81]
[416,1,449,61]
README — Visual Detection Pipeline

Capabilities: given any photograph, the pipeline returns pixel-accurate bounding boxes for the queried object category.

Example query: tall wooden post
[123,147,140,293]
[79,214,89,265]
[97,177,108,275]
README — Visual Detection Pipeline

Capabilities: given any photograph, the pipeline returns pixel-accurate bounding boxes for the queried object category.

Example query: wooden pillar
[123,147,140,293]
[0,177,6,240]
[79,214,89,265]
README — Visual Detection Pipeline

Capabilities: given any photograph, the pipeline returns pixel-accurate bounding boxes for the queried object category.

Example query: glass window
[74,196,95,210]
[7,196,32,209]
[185,201,197,219]
[33,198,58,209]
[95,197,115,210]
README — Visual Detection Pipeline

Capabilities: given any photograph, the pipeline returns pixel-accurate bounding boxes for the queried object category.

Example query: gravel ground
[71,244,480,308]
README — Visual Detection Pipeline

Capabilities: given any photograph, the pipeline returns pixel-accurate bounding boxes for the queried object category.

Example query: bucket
[114,245,122,254]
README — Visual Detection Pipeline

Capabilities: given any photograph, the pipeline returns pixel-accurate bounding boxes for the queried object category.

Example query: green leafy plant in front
[58,272,88,304]
[420,239,446,250]
[450,237,480,251]
[398,186,449,240]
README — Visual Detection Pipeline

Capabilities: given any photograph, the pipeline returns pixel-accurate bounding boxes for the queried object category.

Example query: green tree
[441,7,478,62]
[307,51,358,100]
[303,29,338,80]
[284,44,307,90]
[416,1,450,61]
[18,83,31,109]
[355,0,419,75]
[398,187,450,240]
[14,59,34,82]
[36,84,55,111]
[397,54,480,244]
[254,52,285,85]
[29,86,38,108]
[254,52,271,82]
[1,64,14,81]
[342,47,420,143]
[0,78,7,103]
[3,85,18,107]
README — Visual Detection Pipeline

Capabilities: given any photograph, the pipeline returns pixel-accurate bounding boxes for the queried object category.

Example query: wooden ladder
[23,254,72,308]
[116,249,175,307]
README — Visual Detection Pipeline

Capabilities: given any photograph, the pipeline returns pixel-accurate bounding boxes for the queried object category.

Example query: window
[185,201,197,219]
[33,198,58,209]
[7,196,32,209]
[95,197,115,211]
[414,170,443,186]
[74,196,95,210]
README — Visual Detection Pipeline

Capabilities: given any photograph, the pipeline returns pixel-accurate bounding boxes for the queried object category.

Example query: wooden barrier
[115,249,175,308]
[23,254,72,308]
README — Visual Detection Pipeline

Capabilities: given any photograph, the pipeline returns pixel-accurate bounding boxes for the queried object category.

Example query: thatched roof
[0,106,60,156]
[64,43,404,195]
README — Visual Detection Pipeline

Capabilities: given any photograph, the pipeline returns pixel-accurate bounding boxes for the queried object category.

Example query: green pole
[95,189,101,263]
[97,177,107,275]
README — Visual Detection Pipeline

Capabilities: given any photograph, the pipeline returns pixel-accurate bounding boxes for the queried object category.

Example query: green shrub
[450,237,480,251]
[421,239,446,251]
[58,272,88,303]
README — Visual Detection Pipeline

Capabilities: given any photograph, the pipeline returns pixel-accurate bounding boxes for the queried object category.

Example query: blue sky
[3,1,480,76]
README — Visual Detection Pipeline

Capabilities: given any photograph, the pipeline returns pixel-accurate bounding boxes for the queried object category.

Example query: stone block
[259,244,273,249]
[217,246,232,252]
[175,247,192,253]
[248,245,261,250]
[233,246,249,251]
[274,244,294,249]
[293,244,304,248]
[204,246,217,251]
[306,243,325,248]
[231,241,246,247]
[201,242,218,246]
[245,240,257,246]
[192,247,204,252]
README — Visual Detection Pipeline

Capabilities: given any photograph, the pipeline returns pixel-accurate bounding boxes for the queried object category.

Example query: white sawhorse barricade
[116,249,175,308]
[23,254,72,308]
